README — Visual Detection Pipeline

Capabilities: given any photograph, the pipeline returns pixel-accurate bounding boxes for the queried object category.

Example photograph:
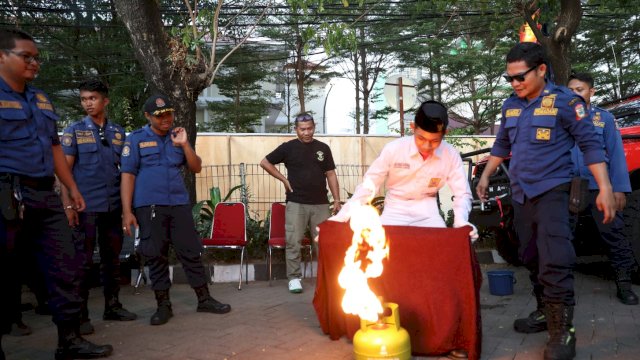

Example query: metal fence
[195,163,370,220]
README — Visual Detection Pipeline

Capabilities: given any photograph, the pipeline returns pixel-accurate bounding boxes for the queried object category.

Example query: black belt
[0,173,55,191]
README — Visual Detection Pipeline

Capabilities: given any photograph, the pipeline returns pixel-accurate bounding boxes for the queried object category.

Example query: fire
[338,180,389,322]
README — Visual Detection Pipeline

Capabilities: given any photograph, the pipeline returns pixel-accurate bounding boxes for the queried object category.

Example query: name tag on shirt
[139,141,158,148]
[0,100,22,109]
[505,109,521,117]
[536,128,551,141]
[75,130,96,144]
[393,162,410,169]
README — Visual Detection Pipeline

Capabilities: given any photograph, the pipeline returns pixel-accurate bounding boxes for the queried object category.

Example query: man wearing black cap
[120,94,231,326]
[333,100,477,239]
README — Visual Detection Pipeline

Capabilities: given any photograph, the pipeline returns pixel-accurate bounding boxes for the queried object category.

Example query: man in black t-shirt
[260,113,342,293]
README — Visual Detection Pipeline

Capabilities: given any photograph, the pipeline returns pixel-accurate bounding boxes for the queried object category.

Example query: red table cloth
[313,221,483,360]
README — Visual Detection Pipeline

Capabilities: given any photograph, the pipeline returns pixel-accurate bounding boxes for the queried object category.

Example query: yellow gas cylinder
[353,302,411,360]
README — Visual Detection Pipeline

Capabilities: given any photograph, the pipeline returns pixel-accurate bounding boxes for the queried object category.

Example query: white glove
[454,221,479,243]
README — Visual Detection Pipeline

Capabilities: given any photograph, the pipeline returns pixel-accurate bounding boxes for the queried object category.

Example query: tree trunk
[113,0,208,203]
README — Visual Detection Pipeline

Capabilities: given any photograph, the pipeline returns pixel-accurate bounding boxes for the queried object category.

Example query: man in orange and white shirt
[332,100,477,240]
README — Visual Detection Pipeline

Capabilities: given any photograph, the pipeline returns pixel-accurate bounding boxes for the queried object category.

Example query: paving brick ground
[4,263,639,360]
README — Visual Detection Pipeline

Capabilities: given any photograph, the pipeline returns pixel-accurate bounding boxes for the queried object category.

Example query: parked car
[466,93,640,267]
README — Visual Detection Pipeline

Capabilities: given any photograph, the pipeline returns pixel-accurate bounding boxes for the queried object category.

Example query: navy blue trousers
[513,184,576,305]
[135,205,206,291]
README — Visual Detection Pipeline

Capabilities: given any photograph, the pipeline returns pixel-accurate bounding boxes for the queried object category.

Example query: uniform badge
[156,98,166,107]
[505,109,521,117]
[62,134,73,146]
[140,141,158,148]
[0,100,21,109]
[36,102,53,111]
[536,128,551,141]
[115,132,122,140]
[541,95,556,108]
[593,112,601,121]
[427,178,441,188]
[574,103,586,120]
[122,145,130,157]
[316,151,324,161]
[36,93,48,103]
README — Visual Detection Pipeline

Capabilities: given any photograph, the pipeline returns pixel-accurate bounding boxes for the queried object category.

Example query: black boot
[79,298,94,335]
[150,290,173,326]
[543,303,576,360]
[615,268,639,305]
[54,324,113,360]
[103,295,137,321]
[514,287,547,333]
[194,285,231,314]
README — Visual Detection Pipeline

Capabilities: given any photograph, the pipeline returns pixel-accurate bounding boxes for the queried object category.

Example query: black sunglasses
[295,114,313,122]
[503,65,538,83]
[98,127,109,146]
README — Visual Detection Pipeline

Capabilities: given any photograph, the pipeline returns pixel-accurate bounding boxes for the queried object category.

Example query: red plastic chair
[202,202,248,290]
[267,202,313,285]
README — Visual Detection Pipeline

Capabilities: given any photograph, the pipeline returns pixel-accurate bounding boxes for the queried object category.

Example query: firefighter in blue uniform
[0,29,113,359]
[568,72,638,305]
[476,43,616,360]
[61,79,137,336]
[120,94,231,326]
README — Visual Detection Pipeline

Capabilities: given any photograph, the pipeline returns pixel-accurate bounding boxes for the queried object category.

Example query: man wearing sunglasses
[0,29,113,359]
[60,79,137,336]
[568,72,638,306]
[476,43,616,360]
[260,113,342,294]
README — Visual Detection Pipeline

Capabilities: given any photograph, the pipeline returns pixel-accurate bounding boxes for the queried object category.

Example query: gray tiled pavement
[4,264,640,359]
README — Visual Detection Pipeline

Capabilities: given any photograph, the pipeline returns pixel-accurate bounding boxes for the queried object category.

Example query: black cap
[144,94,175,116]
[414,100,448,133]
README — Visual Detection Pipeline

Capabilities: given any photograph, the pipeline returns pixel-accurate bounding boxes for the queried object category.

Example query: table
[313,221,482,360]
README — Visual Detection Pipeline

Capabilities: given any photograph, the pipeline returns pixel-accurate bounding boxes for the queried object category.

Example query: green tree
[203,46,274,132]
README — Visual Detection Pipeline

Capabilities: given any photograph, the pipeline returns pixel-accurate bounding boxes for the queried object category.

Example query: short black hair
[79,79,109,97]
[506,42,548,68]
[568,71,594,88]
[414,100,448,133]
[0,28,35,50]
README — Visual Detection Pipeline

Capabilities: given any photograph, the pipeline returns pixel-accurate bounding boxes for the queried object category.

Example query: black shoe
[54,336,113,359]
[197,297,231,314]
[514,309,547,333]
[544,326,576,360]
[10,321,32,337]
[79,321,95,336]
[616,287,639,305]
[150,305,173,326]
[103,306,137,321]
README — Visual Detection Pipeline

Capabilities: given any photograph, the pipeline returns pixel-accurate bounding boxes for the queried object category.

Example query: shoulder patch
[568,98,579,106]
[62,134,73,146]
[574,103,587,120]
[122,145,130,157]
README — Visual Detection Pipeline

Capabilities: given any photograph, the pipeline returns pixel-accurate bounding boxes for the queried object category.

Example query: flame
[338,179,389,322]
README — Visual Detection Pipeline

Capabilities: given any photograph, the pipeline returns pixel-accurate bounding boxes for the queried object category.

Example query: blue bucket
[487,270,516,296]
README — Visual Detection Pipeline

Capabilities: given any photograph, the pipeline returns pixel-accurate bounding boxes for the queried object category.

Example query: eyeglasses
[295,114,313,122]
[98,127,109,146]
[503,65,538,83]
[4,50,42,64]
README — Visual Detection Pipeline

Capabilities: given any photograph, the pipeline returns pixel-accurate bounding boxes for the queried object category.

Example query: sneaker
[514,309,547,333]
[288,278,303,293]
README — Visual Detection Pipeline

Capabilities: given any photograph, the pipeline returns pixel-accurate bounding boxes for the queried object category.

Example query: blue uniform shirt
[491,83,606,204]
[61,117,125,211]
[0,77,60,177]
[571,106,631,192]
[120,125,189,208]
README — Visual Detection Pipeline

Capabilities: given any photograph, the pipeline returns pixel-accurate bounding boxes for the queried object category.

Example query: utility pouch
[0,175,18,221]
[569,176,589,214]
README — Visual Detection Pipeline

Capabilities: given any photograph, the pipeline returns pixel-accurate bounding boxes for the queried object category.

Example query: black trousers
[583,190,636,271]
[73,209,124,319]
[135,205,206,291]
[514,184,576,305]
[1,183,83,328]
